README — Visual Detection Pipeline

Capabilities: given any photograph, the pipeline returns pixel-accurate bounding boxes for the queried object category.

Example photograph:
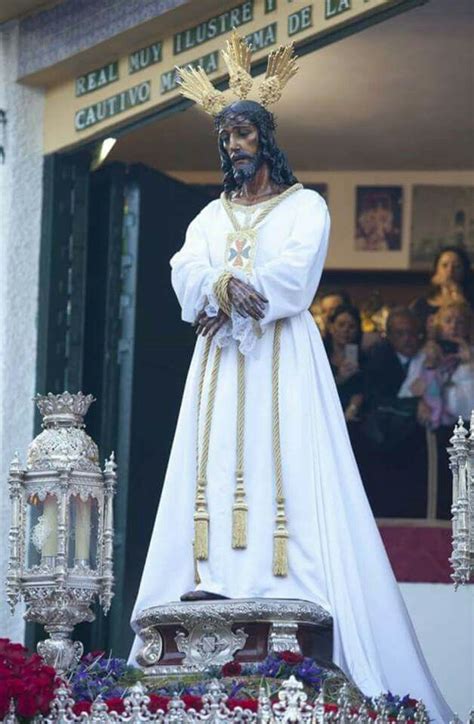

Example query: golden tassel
[194,481,209,560]
[232,471,248,549]
[193,543,202,584]
[272,500,289,576]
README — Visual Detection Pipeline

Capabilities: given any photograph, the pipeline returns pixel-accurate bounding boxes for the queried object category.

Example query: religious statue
[130,32,452,722]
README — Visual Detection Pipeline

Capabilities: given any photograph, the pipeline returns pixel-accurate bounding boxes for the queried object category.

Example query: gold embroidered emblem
[226,228,257,274]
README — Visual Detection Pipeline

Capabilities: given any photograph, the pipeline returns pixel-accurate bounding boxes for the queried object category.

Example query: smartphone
[344,343,359,365]
[438,340,459,355]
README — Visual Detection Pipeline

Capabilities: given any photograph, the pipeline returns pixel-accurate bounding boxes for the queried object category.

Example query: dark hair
[429,246,473,299]
[214,100,298,193]
[386,306,420,336]
[325,303,363,356]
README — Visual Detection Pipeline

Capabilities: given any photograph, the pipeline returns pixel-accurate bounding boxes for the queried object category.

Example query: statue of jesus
[130,36,452,723]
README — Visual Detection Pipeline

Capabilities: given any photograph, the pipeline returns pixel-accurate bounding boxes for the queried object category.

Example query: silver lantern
[449,412,474,588]
[6,391,116,673]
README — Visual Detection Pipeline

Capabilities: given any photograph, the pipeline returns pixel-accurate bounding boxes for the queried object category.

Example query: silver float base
[134,598,333,677]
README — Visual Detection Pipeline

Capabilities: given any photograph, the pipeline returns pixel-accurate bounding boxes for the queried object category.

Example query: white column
[0,20,44,642]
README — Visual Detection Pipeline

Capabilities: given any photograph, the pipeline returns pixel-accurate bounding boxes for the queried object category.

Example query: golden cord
[271,319,289,576]
[213,271,233,317]
[194,343,222,563]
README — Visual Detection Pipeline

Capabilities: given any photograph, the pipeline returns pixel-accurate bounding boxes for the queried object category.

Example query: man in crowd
[366,307,423,408]
[357,308,427,518]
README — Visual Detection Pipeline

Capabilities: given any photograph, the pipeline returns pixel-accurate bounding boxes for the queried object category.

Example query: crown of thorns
[175,30,299,116]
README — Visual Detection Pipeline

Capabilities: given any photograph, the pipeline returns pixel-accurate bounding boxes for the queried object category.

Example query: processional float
[6,393,473,722]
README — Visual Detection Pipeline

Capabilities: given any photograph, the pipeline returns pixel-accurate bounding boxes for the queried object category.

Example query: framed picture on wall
[410,185,474,266]
[354,186,403,252]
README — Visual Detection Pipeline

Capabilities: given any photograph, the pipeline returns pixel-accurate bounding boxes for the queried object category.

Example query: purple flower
[185,683,208,696]
[294,659,323,686]
[229,681,245,698]
[257,655,282,678]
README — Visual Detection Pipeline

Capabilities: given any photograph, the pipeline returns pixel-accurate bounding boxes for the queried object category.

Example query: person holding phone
[400,301,474,427]
[324,304,365,422]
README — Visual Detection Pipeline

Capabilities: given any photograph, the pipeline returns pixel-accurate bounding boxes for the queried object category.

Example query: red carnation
[278,650,304,665]
[6,679,27,697]
[0,640,11,657]
[16,693,38,718]
[0,690,10,720]
[37,690,55,715]
[182,694,203,711]
[105,697,125,714]
[148,694,170,713]
[228,698,259,712]
[222,661,242,677]
[6,650,27,668]
[73,701,92,715]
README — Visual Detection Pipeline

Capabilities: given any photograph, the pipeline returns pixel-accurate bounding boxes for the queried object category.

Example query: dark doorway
[36,157,212,657]
[114,166,210,656]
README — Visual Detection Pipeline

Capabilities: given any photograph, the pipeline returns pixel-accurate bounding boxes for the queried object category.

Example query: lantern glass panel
[68,495,99,569]
[27,493,59,568]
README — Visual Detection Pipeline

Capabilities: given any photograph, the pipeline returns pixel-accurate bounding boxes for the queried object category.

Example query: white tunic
[130,189,452,722]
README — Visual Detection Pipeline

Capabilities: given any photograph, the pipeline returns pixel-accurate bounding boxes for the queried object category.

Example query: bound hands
[227,277,268,320]
[194,308,229,339]
[194,277,268,339]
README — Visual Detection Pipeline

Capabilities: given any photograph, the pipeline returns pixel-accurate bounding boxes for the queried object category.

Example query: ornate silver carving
[35,391,95,425]
[5,677,436,723]
[37,631,84,672]
[273,675,313,721]
[136,598,332,631]
[6,392,117,674]
[134,598,332,677]
[135,626,164,667]
[175,622,247,668]
[449,414,474,587]
[269,621,300,653]
[28,392,99,472]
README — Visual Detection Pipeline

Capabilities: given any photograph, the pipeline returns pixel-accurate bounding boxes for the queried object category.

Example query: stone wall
[0,20,44,641]
[18,0,189,78]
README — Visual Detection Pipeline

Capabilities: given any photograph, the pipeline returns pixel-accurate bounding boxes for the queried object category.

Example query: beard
[232,151,262,186]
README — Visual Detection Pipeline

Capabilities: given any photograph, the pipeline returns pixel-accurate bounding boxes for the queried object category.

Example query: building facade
[0,0,472,716]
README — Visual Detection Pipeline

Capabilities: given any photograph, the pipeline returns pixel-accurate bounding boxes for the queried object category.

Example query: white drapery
[130,190,452,722]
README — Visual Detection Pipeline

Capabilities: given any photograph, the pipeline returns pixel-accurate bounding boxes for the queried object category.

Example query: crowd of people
[313,246,474,520]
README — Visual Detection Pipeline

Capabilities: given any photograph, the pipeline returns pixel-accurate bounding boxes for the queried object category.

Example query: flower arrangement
[0,641,422,722]
[0,638,58,719]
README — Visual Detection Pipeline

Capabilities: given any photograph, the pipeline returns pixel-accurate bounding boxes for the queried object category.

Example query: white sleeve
[250,193,330,327]
[170,212,222,324]
[446,362,474,420]
[398,353,425,398]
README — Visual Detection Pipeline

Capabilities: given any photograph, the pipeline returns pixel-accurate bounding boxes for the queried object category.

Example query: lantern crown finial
[34,391,95,428]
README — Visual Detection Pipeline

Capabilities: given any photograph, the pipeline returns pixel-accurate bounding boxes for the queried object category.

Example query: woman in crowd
[310,288,351,334]
[399,300,474,518]
[411,246,473,329]
[401,301,474,426]
[324,304,365,422]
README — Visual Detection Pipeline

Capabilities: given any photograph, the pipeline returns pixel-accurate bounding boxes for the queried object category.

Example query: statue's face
[218,115,262,184]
